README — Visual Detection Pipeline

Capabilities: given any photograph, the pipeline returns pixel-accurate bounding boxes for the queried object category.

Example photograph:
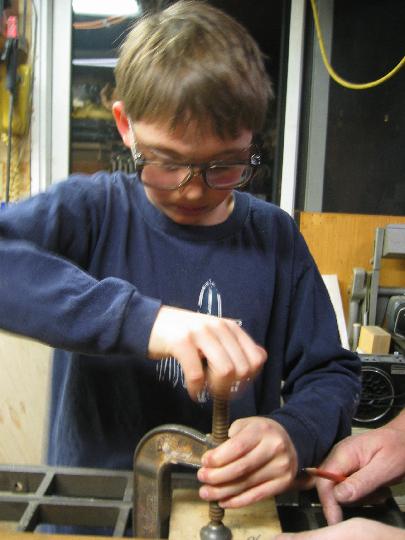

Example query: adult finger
[316,477,344,525]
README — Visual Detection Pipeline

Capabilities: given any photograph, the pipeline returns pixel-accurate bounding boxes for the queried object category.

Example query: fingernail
[335,482,354,500]
[199,487,208,499]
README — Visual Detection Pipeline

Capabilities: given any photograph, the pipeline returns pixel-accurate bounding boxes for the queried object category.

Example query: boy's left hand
[197,416,298,507]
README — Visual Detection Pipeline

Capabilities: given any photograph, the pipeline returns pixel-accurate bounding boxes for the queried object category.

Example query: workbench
[0,534,120,540]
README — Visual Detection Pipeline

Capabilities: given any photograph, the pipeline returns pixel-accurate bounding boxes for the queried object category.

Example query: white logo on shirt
[156,279,241,402]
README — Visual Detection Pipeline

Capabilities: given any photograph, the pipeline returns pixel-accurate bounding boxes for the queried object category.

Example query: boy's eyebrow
[136,141,252,162]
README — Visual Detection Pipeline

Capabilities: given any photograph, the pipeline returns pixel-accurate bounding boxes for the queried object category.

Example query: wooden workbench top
[0,535,149,540]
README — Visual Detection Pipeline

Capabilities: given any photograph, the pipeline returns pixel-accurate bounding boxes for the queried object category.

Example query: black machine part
[353,354,405,427]
[386,296,405,339]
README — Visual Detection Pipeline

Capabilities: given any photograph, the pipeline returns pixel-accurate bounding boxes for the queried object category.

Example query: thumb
[334,464,386,503]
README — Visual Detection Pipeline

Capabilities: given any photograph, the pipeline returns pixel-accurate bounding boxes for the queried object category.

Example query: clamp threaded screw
[200,395,232,540]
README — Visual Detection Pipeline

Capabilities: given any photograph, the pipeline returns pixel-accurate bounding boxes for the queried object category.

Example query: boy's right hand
[148,305,267,400]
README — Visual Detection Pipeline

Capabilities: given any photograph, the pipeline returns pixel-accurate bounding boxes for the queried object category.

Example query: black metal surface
[0,464,132,536]
[276,489,405,533]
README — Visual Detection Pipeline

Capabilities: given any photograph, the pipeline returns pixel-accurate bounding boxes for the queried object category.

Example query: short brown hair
[115,0,273,138]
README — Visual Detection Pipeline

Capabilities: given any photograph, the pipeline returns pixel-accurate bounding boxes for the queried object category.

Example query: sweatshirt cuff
[269,409,318,471]
[120,291,162,357]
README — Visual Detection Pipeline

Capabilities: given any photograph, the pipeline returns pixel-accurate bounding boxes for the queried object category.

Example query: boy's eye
[160,162,184,172]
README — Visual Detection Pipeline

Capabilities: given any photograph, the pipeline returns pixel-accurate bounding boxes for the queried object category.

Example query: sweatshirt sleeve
[269,230,362,470]
[0,175,161,357]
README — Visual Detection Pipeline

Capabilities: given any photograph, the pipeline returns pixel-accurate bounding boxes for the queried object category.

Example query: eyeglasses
[129,129,261,191]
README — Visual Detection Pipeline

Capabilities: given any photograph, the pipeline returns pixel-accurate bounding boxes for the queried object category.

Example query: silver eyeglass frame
[128,123,262,191]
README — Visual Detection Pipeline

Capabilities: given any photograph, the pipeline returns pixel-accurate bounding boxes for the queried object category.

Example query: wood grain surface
[0,330,52,464]
[299,212,405,319]
[169,488,281,539]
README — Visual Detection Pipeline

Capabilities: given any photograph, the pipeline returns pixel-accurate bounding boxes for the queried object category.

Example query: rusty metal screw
[200,396,232,540]
[211,396,230,445]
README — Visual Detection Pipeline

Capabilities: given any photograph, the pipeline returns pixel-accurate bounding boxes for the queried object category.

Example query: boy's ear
[112,101,132,148]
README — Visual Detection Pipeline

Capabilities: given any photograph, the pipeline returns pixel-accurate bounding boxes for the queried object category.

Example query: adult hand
[148,305,266,400]
[315,421,405,524]
[197,417,298,507]
[273,517,405,540]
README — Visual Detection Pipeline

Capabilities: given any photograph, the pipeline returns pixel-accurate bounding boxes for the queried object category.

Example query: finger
[232,323,267,375]
[202,417,272,468]
[199,437,269,485]
[171,326,234,398]
[317,478,344,525]
[202,320,265,394]
[200,444,296,504]
[199,469,269,506]
[216,473,291,508]
[314,439,362,523]
[208,318,266,386]
[173,342,206,400]
[210,321,253,381]
[228,417,252,438]
[333,462,389,504]
[192,325,241,396]
[201,426,258,468]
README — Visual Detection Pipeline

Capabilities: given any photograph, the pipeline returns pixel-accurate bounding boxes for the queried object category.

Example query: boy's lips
[174,205,208,215]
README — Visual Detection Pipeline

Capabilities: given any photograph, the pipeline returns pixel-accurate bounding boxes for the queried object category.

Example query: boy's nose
[179,170,207,198]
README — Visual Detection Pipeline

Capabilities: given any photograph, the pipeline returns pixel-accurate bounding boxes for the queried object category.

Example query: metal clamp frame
[133,424,213,538]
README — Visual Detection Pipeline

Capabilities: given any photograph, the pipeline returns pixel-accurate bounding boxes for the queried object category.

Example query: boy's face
[113,102,253,226]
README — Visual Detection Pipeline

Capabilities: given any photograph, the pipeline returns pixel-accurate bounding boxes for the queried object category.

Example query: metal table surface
[1,464,405,537]
[0,464,133,536]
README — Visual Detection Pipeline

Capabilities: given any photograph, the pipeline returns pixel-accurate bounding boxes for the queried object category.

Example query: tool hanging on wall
[0,0,31,205]
[1,14,19,203]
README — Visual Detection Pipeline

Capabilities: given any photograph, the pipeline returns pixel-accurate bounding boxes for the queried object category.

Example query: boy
[0,0,360,509]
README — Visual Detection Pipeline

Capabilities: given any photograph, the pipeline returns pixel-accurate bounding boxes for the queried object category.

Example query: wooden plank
[0,534,130,540]
[169,488,281,539]
[299,212,405,319]
[0,331,52,465]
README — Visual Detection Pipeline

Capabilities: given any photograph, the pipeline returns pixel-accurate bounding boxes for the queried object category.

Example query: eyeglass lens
[141,163,254,189]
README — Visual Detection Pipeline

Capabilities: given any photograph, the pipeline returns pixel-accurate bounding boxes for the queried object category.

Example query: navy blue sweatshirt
[0,172,360,470]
